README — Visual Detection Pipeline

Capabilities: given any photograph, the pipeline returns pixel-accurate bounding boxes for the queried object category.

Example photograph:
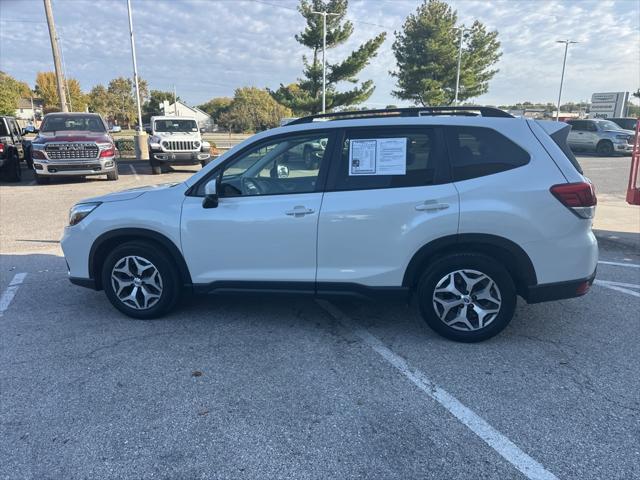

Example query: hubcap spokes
[111,256,163,310]
[432,269,502,331]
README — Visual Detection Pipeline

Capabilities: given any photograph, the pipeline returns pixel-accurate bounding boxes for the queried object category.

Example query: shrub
[115,138,135,152]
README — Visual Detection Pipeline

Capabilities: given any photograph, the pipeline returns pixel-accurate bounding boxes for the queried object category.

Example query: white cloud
[0,0,637,107]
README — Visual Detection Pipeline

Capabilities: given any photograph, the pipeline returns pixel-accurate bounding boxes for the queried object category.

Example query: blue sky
[1,0,638,108]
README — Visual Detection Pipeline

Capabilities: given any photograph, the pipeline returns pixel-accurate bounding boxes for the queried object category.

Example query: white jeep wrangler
[147,116,211,174]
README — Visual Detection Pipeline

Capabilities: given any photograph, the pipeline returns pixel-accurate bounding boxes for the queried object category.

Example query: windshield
[595,120,622,131]
[40,114,106,133]
[154,119,198,133]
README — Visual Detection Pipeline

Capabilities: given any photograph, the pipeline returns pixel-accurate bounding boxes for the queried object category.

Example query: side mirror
[276,164,289,178]
[200,128,205,134]
[202,179,219,208]
[145,127,152,135]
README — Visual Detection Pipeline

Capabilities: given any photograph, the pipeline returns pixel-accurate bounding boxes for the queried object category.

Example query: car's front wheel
[416,253,516,342]
[596,140,614,156]
[3,151,22,182]
[101,241,181,319]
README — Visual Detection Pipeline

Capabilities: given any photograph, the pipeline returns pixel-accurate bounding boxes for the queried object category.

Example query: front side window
[40,115,105,133]
[206,133,332,197]
[445,126,530,181]
[595,120,622,131]
[327,127,447,191]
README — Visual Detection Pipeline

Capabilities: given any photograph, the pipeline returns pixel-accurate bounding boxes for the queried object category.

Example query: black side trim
[191,280,410,301]
[402,234,538,292]
[69,276,97,290]
[525,270,596,304]
[88,228,193,290]
[193,281,315,295]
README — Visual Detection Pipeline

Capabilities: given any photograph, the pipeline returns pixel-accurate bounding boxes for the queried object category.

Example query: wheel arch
[89,228,192,290]
[402,234,537,297]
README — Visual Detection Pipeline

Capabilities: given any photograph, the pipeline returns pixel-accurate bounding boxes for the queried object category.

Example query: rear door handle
[415,201,449,212]
[285,206,315,217]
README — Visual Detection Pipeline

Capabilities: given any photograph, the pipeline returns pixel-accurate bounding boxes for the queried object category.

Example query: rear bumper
[524,269,596,303]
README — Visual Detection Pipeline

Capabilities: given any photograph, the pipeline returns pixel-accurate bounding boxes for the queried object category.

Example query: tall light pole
[127,0,148,160]
[555,40,577,121]
[43,0,68,112]
[454,26,468,106]
[312,10,339,113]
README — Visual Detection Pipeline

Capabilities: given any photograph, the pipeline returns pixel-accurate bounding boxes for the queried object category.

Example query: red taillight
[99,147,116,158]
[575,280,591,295]
[0,143,4,154]
[550,182,597,218]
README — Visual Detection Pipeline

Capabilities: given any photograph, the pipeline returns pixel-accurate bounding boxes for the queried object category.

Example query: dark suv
[609,117,638,132]
[0,116,26,182]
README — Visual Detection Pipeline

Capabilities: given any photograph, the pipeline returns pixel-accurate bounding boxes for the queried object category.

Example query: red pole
[626,118,640,205]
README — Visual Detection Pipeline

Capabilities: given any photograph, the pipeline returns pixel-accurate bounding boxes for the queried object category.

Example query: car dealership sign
[589,92,629,118]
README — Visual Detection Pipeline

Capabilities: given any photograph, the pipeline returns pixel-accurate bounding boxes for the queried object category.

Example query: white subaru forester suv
[61,107,598,342]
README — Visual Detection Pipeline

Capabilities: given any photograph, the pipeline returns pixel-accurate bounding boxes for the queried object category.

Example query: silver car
[566,119,634,156]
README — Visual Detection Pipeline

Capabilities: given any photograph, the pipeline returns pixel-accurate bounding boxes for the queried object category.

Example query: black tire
[2,151,22,182]
[101,241,181,319]
[25,149,34,170]
[34,173,50,184]
[106,168,119,181]
[200,156,212,168]
[416,253,516,342]
[150,157,163,175]
[596,140,614,156]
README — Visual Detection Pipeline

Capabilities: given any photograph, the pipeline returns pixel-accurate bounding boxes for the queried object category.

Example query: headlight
[615,134,629,141]
[69,202,101,226]
[194,141,201,149]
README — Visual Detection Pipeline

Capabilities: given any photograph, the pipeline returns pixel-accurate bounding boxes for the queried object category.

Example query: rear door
[567,120,590,148]
[316,126,459,288]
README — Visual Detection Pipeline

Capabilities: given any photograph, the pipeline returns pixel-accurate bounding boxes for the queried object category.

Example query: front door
[181,131,335,286]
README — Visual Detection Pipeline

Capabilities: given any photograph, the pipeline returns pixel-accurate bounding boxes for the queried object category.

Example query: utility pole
[173,85,178,115]
[43,0,68,112]
[555,39,577,121]
[454,26,468,106]
[127,0,148,160]
[312,10,339,113]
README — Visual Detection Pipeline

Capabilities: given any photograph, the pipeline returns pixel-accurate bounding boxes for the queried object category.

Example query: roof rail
[287,106,513,125]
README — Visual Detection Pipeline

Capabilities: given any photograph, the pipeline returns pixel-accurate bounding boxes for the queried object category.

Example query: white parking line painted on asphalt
[317,300,559,480]
[594,280,640,298]
[0,273,27,317]
[598,261,640,269]
[129,164,140,181]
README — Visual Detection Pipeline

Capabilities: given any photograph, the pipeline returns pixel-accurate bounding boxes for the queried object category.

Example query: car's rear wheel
[596,140,614,156]
[3,151,22,182]
[416,253,516,342]
[101,241,181,319]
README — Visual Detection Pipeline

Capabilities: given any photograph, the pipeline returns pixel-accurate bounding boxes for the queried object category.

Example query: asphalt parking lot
[1,156,639,479]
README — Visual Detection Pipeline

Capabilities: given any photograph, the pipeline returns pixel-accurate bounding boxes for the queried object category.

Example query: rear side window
[444,126,530,181]
[0,119,9,137]
[551,124,583,174]
[327,127,448,191]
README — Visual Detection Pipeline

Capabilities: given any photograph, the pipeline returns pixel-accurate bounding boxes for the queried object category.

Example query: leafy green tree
[144,90,177,121]
[391,0,501,106]
[0,72,31,116]
[87,85,110,117]
[35,71,87,113]
[198,97,232,123]
[105,77,148,128]
[270,0,386,115]
[219,87,291,133]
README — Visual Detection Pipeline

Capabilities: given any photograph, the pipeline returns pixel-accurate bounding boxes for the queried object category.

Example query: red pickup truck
[30,112,119,184]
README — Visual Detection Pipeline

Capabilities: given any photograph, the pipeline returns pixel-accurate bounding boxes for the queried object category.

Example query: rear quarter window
[0,119,9,137]
[444,126,530,181]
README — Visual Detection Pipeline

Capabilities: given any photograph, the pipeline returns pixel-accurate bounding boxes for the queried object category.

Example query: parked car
[608,117,638,132]
[61,107,598,343]
[0,115,27,182]
[146,116,210,174]
[566,118,634,155]
[30,112,119,184]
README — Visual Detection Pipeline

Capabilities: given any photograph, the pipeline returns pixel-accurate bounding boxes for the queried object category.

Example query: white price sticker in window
[349,138,407,176]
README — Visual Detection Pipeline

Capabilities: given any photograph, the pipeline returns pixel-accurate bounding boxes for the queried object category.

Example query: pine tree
[391,0,501,106]
[270,0,386,115]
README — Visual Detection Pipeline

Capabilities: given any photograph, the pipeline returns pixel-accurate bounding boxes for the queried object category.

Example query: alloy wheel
[111,255,163,310]
[432,269,502,331]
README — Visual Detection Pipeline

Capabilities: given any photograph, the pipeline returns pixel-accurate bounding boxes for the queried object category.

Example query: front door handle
[415,201,449,212]
[285,206,315,217]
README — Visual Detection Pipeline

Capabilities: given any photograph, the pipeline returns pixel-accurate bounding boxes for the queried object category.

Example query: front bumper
[151,150,210,164]
[33,156,117,176]
[613,142,633,153]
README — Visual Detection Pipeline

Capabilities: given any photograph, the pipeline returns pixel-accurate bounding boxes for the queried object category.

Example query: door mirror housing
[202,179,219,208]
